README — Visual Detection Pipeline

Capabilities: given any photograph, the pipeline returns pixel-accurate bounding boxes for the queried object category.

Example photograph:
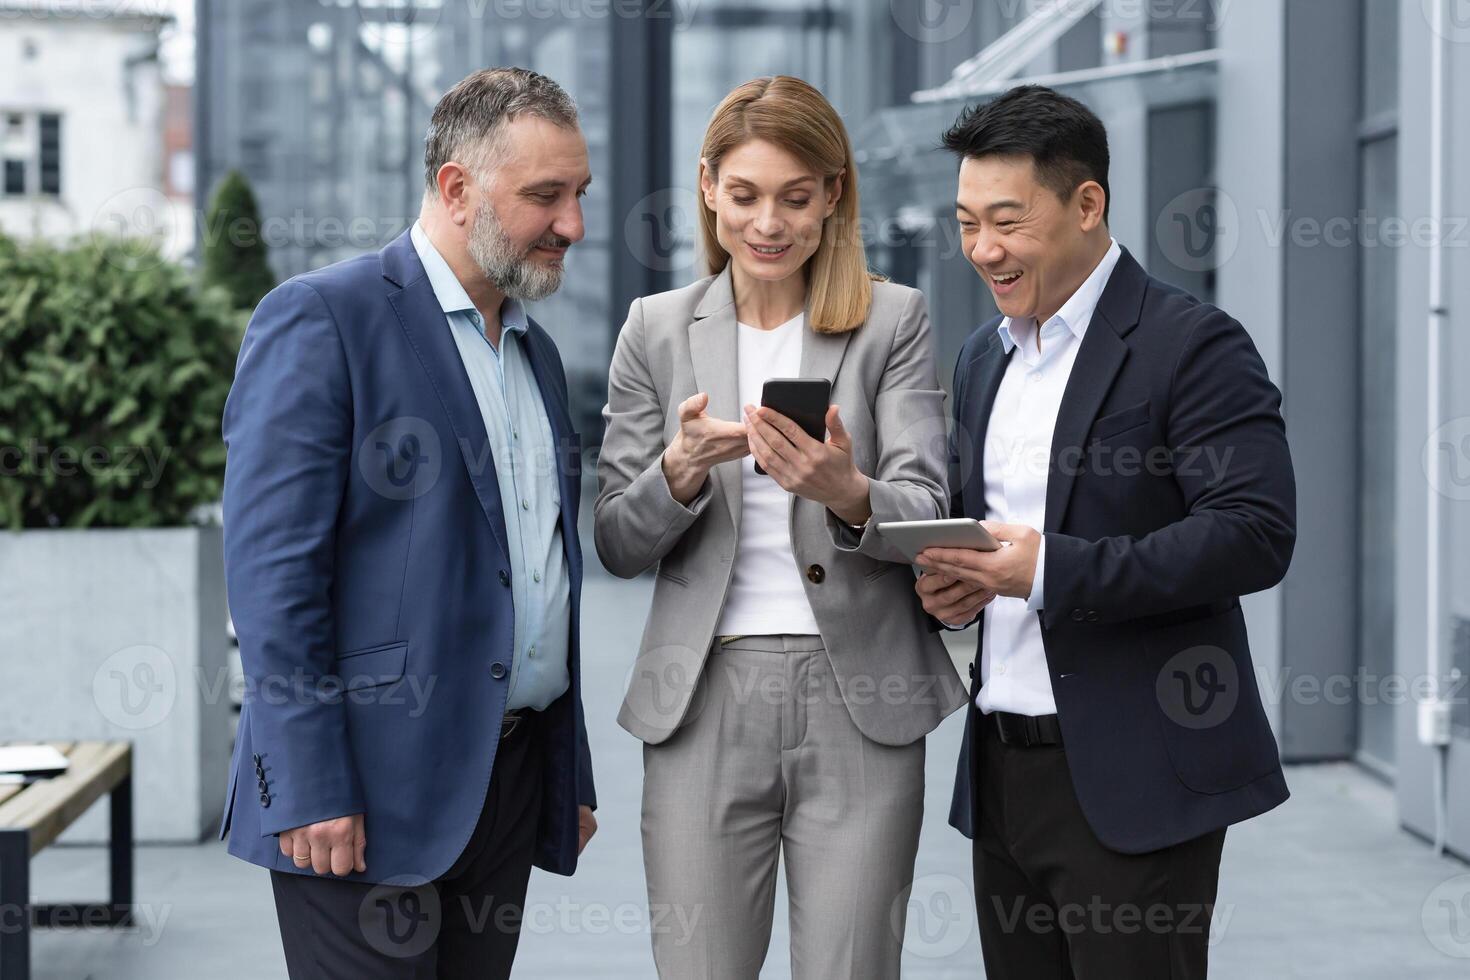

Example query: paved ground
[23,562,1470,978]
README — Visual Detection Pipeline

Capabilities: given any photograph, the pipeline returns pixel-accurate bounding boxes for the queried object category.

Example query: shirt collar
[409,220,528,336]
[996,237,1122,355]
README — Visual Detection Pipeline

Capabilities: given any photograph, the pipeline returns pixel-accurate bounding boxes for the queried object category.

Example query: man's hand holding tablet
[878,518,1044,627]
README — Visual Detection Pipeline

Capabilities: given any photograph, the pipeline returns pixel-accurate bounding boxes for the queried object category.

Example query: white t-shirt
[714,312,823,637]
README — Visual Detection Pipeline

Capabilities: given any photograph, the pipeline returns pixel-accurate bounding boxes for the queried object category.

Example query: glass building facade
[194,0,1012,434]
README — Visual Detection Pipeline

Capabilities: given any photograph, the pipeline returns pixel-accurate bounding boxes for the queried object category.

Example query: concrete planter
[0,525,231,843]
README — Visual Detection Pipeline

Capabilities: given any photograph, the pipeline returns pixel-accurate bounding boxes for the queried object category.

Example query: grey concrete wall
[1212,0,1288,740]
[0,526,232,843]
[1275,0,1364,761]
[1214,0,1365,762]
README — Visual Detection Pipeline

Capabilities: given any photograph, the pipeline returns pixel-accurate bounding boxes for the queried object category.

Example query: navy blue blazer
[219,229,595,882]
[947,247,1294,854]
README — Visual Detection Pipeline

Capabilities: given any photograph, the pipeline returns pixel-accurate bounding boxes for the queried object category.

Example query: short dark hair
[423,67,579,192]
[941,84,1110,223]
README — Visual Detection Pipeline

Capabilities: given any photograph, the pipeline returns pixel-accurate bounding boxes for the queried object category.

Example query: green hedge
[0,233,242,529]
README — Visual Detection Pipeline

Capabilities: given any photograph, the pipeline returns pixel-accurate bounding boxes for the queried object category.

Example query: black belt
[989,710,1064,748]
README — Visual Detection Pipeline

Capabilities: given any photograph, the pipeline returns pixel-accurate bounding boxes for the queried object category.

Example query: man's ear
[1076,180,1107,233]
[436,162,474,225]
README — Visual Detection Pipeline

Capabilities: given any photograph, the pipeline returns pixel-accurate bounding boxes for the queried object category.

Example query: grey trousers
[641,634,926,979]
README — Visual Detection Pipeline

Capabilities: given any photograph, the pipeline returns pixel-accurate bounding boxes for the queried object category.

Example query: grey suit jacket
[595,266,967,746]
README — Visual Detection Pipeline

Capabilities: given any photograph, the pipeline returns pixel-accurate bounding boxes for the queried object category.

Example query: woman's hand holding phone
[743,403,872,526]
[662,391,751,504]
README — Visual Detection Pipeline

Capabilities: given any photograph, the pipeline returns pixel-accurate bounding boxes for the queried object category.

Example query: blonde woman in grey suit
[596,75,968,979]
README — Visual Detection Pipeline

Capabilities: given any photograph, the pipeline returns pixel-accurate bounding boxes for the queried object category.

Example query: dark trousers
[270,715,544,979]
[971,707,1226,979]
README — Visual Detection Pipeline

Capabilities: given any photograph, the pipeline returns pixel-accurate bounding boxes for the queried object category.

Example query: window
[0,110,62,197]
[3,160,23,195]
[38,113,60,195]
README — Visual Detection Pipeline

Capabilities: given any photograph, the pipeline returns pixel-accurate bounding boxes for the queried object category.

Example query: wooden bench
[0,741,133,980]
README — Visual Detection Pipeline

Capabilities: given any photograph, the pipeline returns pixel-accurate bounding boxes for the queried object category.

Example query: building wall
[0,14,166,248]
[1212,0,1289,742]
[1395,0,1470,859]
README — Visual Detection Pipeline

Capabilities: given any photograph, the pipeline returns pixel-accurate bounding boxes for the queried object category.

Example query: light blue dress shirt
[410,221,570,711]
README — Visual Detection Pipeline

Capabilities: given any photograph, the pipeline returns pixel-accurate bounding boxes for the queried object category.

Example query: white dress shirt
[715,313,823,637]
[976,238,1122,715]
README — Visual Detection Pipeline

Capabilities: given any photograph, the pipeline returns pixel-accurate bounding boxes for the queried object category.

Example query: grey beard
[466,199,565,302]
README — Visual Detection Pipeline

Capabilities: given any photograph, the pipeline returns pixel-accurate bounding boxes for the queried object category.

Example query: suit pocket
[655,568,689,587]
[334,640,408,692]
[1089,400,1151,443]
[864,562,901,583]
[1147,612,1280,794]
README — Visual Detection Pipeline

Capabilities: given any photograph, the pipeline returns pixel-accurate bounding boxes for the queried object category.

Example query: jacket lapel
[1042,248,1147,533]
[381,231,511,563]
[688,267,743,530]
[797,320,854,388]
[521,322,583,573]
[957,329,1010,518]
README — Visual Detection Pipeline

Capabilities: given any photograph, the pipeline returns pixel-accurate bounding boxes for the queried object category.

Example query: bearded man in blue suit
[219,68,597,978]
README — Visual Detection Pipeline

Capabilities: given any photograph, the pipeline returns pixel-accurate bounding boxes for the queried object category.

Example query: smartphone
[755,378,832,475]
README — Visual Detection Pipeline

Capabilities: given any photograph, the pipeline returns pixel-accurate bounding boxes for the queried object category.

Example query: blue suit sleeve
[222,279,365,837]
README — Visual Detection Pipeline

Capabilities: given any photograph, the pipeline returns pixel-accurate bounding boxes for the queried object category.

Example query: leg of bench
[27,777,134,934]
[0,829,30,980]
[109,776,133,924]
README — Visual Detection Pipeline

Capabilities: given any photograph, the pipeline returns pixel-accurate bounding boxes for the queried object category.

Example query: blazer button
[967,663,975,678]
[251,753,261,764]
[806,564,825,584]
[259,793,270,807]
[490,662,508,679]
[1086,610,1100,622]
[1070,608,1085,621]
[499,569,510,587]
[257,779,268,792]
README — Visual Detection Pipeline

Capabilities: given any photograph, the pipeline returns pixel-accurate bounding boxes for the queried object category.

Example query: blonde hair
[698,76,883,335]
